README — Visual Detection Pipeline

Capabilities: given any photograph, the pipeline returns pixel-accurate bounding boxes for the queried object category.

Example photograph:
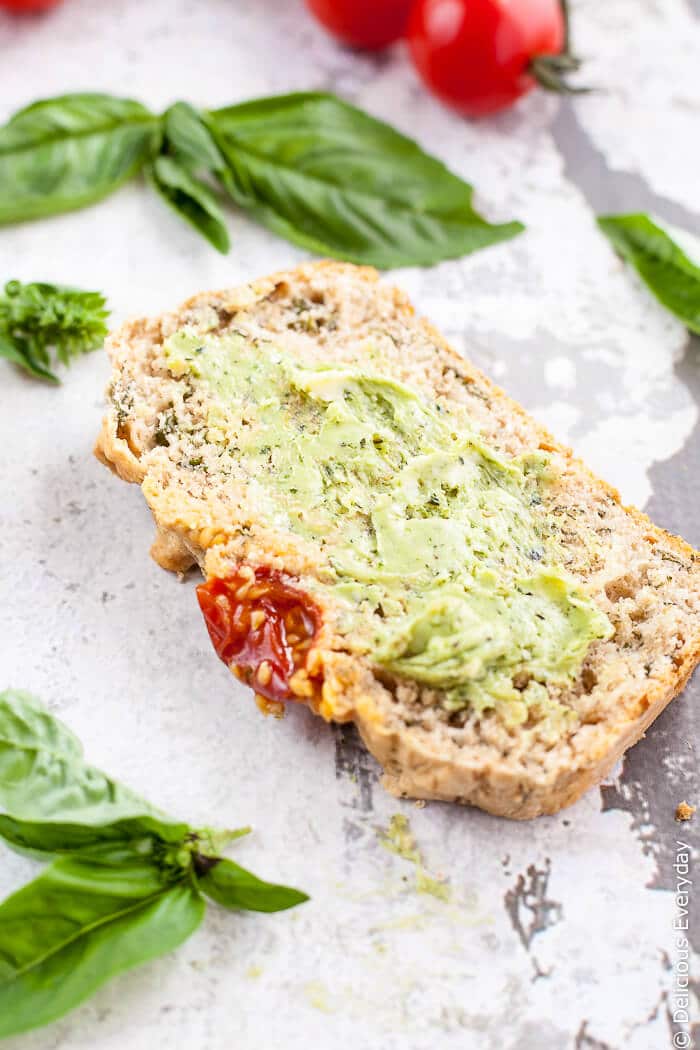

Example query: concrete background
[0,1,698,1048]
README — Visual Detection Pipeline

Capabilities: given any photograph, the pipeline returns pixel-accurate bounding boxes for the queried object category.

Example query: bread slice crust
[96,262,700,819]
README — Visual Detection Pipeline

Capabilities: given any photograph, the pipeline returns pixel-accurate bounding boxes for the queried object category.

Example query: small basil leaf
[0,332,59,383]
[0,690,189,854]
[598,213,700,335]
[148,155,231,254]
[207,92,523,269]
[163,101,226,173]
[197,857,309,913]
[0,93,160,225]
[0,858,204,1038]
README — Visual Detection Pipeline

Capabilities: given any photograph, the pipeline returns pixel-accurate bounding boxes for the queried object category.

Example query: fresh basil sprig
[0,690,307,1039]
[0,280,109,383]
[598,213,700,335]
[0,90,523,267]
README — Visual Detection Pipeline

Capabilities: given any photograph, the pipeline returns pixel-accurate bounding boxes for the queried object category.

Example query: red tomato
[0,0,62,11]
[305,0,413,50]
[197,567,323,707]
[408,0,567,117]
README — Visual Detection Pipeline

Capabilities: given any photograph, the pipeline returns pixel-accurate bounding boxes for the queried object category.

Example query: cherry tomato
[0,0,62,11]
[305,0,413,50]
[408,0,566,117]
[197,567,323,707]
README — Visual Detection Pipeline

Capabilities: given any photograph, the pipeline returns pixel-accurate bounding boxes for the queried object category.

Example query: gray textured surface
[0,1,698,1048]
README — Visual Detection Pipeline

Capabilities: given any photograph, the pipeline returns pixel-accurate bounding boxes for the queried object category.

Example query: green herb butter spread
[164,328,612,728]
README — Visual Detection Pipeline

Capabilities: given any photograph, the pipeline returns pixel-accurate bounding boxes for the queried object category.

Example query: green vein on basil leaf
[207,92,523,269]
[598,213,700,335]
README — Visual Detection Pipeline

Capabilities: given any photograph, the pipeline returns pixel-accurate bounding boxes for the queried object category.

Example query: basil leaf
[197,857,309,913]
[207,92,523,269]
[148,155,231,254]
[0,857,204,1038]
[0,331,58,383]
[598,214,700,335]
[0,93,160,224]
[163,101,225,173]
[0,690,188,854]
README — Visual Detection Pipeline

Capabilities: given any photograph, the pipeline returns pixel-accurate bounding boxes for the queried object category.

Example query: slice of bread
[96,262,700,818]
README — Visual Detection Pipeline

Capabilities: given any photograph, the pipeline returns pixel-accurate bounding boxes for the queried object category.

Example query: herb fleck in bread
[96,262,700,818]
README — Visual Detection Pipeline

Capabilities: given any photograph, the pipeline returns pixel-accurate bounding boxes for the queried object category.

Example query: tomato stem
[529,0,591,96]
[560,0,572,53]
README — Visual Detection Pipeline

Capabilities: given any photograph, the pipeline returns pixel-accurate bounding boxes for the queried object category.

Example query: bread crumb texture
[96,262,700,818]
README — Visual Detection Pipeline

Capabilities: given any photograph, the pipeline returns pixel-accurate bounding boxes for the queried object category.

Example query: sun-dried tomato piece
[196,567,322,705]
